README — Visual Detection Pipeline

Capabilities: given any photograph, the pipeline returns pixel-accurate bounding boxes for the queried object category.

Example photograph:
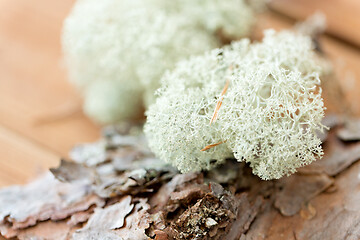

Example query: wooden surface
[0,0,100,187]
[0,0,359,187]
[270,0,360,47]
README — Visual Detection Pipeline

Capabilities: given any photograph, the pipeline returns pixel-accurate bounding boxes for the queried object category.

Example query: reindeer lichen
[144,30,326,180]
[62,0,261,124]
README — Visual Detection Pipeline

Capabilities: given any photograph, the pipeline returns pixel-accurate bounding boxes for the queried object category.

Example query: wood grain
[0,0,100,186]
[0,0,100,156]
[270,0,360,47]
[0,125,59,187]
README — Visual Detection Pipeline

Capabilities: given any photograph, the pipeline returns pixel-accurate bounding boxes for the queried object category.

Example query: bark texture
[0,118,360,240]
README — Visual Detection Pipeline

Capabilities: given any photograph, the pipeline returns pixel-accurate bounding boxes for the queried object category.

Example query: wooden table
[0,0,100,187]
[0,0,359,187]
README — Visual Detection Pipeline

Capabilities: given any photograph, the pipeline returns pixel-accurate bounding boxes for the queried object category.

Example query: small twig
[210,79,230,125]
[200,140,227,152]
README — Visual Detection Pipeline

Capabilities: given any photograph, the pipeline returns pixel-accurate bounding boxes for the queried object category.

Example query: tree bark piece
[1,119,360,239]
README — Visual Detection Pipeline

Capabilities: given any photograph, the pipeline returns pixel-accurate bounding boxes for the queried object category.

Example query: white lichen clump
[144,30,326,180]
[62,0,260,124]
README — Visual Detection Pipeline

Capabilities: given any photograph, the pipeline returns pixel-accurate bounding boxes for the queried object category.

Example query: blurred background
[0,0,359,187]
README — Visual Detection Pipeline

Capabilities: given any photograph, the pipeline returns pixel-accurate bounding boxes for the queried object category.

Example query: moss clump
[62,0,261,124]
[144,30,326,180]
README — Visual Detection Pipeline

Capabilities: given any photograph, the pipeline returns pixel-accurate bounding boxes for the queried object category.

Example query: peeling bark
[1,119,360,239]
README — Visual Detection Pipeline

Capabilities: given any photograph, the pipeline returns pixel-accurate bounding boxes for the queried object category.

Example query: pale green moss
[144,30,326,180]
[62,0,261,124]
